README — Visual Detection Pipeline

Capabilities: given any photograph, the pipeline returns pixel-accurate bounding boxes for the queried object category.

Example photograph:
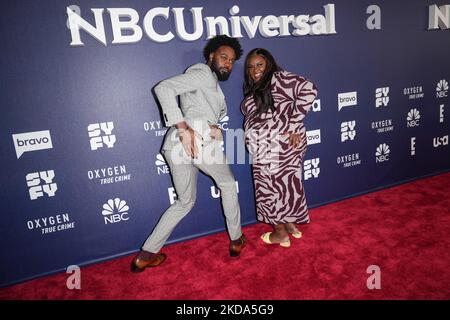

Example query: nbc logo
[375,143,390,163]
[375,87,389,108]
[88,121,116,150]
[407,108,421,127]
[102,198,129,224]
[303,158,320,180]
[155,153,170,175]
[218,115,229,131]
[341,121,356,142]
[436,79,448,98]
[26,170,58,200]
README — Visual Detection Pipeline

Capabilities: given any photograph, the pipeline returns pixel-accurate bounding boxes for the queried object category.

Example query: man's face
[209,45,236,81]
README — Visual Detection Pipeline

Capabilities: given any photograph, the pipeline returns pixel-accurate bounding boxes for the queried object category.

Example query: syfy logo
[155,153,170,175]
[375,87,389,108]
[341,121,356,142]
[411,137,416,156]
[407,108,421,127]
[102,198,130,224]
[88,122,116,150]
[306,129,321,145]
[433,135,449,148]
[440,104,445,123]
[12,130,53,159]
[303,158,320,180]
[26,170,58,200]
[66,4,337,46]
[338,91,357,111]
[311,99,321,112]
[144,120,167,137]
[436,79,449,98]
[26,213,75,235]
[428,4,450,30]
[375,143,390,163]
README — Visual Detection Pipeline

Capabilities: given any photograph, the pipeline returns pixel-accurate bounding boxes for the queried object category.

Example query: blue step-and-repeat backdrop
[1,0,449,287]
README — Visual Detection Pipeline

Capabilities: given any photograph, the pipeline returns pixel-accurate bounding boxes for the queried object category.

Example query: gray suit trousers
[142,139,242,253]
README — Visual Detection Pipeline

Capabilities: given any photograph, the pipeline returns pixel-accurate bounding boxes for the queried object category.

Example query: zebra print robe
[241,71,318,225]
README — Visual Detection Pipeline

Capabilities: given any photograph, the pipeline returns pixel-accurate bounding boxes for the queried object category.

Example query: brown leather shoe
[229,234,247,257]
[130,250,167,273]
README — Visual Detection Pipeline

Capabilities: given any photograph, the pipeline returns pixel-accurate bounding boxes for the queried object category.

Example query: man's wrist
[175,121,188,131]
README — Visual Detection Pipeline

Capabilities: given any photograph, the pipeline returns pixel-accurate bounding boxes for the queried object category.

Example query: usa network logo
[12,130,53,159]
[436,79,448,98]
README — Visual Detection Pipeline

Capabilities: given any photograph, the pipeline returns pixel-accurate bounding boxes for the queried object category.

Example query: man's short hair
[203,35,243,61]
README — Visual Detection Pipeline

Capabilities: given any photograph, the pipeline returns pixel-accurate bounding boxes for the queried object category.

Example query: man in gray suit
[131,35,247,273]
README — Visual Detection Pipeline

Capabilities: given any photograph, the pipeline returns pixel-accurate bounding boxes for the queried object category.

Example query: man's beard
[210,61,231,81]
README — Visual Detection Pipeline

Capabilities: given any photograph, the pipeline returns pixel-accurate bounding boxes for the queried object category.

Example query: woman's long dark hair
[243,48,281,114]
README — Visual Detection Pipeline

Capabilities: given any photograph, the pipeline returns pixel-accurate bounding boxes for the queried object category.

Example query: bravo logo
[306,129,321,145]
[12,130,53,159]
[102,198,130,224]
[338,91,357,111]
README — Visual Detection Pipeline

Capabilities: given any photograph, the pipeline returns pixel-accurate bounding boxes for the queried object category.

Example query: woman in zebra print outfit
[241,48,318,247]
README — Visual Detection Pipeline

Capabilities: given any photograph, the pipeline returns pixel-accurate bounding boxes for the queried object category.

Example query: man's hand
[176,121,201,158]
[209,124,223,141]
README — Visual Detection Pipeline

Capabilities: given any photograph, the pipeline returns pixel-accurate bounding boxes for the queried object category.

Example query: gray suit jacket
[154,63,227,151]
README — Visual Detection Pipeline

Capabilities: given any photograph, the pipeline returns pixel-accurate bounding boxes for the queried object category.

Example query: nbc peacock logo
[155,153,170,175]
[102,198,130,224]
[407,108,420,127]
[436,79,448,98]
[375,143,390,163]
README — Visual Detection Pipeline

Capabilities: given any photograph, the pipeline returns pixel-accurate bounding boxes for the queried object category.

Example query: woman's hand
[281,132,305,149]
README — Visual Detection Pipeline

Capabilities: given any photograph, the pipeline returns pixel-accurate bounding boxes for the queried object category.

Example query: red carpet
[1,173,450,300]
